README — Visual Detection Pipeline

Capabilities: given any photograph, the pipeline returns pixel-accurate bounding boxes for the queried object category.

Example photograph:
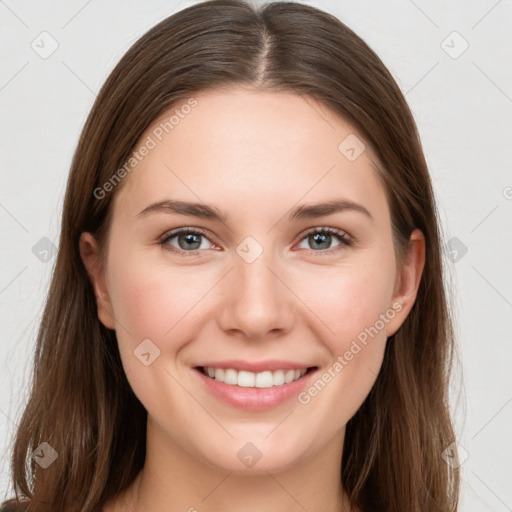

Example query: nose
[215,247,296,341]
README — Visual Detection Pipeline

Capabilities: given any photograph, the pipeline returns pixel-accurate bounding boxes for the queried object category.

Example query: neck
[118,417,352,512]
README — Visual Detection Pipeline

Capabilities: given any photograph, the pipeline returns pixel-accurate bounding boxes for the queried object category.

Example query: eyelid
[159,225,353,256]
[158,226,215,254]
[297,226,352,242]
[294,226,353,254]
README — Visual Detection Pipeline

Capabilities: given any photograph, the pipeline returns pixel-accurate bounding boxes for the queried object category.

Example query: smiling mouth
[196,366,318,388]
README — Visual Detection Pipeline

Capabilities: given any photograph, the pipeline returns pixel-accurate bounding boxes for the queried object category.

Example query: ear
[385,228,426,338]
[79,232,116,330]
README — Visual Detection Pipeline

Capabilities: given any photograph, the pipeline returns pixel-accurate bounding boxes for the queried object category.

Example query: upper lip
[195,360,316,373]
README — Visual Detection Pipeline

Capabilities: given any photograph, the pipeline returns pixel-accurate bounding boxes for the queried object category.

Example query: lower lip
[193,367,317,411]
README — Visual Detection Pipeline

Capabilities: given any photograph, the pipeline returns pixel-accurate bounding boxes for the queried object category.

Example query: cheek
[292,259,396,415]
[106,249,221,363]
[295,260,396,347]
[104,254,215,412]
[109,263,203,338]
[110,273,171,342]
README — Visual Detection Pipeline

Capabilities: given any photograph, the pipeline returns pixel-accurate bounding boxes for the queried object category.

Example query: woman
[1,0,460,510]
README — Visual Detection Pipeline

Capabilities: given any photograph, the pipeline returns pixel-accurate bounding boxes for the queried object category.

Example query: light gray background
[1,0,511,509]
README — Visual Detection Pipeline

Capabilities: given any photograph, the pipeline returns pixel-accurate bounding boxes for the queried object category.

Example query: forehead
[113,88,387,223]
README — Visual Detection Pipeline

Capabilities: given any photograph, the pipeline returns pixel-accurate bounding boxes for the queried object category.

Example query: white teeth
[284,369,295,384]
[255,371,273,388]
[224,368,238,385]
[237,370,255,387]
[202,367,309,388]
[273,369,285,386]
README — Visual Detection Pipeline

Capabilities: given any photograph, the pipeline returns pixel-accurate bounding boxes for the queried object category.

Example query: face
[80,88,424,474]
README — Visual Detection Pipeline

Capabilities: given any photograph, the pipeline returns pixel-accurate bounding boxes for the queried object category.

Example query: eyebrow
[289,199,372,222]
[137,198,373,223]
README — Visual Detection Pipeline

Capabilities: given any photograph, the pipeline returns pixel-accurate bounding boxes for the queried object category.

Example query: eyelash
[158,226,353,257]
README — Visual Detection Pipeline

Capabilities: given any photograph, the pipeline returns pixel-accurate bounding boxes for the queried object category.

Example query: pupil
[311,233,330,250]
[179,233,200,250]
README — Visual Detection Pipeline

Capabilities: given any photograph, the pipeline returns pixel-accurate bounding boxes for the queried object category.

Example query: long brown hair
[1,1,460,510]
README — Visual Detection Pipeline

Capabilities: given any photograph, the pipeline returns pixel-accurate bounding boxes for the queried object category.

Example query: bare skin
[80,87,425,512]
